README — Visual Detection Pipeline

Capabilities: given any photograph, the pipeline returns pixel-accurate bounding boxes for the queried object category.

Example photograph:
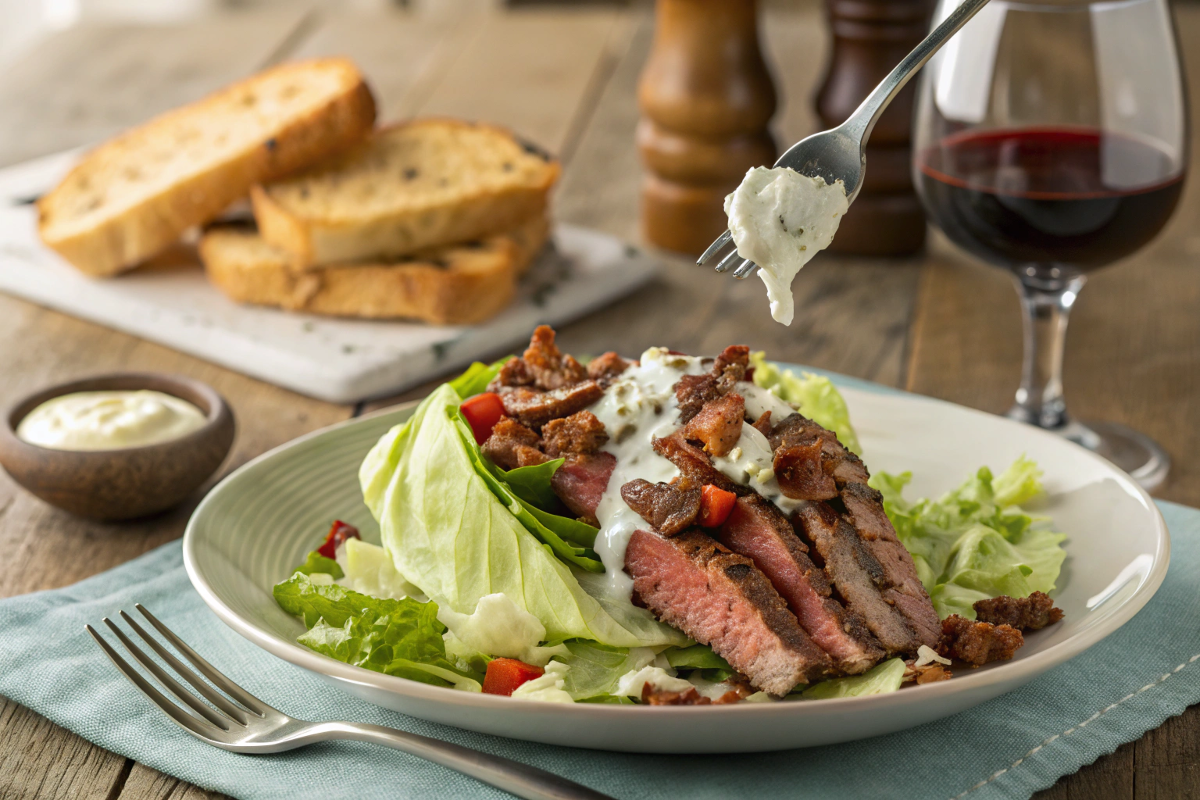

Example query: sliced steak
[681,394,745,458]
[794,502,924,654]
[586,351,630,385]
[651,433,751,496]
[937,615,1024,666]
[973,591,1064,631]
[620,479,701,536]
[549,452,615,525]
[718,496,883,674]
[625,529,831,695]
[542,410,608,458]
[495,382,604,430]
[838,484,942,648]
[770,414,869,485]
[482,418,549,470]
[773,440,838,501]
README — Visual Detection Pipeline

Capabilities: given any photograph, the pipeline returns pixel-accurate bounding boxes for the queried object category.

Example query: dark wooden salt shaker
[637,0,778,255]
[816,0,933,256]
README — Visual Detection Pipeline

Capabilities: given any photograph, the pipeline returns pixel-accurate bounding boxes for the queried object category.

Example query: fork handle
[310,721,614,800]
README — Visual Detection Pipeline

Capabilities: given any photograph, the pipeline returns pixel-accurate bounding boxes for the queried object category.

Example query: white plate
[0,149,656,403]
[183,378,1169,753]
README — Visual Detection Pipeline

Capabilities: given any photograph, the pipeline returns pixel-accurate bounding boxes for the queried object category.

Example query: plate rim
[183,379,1171,721]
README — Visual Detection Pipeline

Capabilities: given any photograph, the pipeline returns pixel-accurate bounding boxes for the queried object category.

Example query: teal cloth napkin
[0,501,1195,800]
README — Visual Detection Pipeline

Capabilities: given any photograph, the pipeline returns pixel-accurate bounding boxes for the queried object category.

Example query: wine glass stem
[1008,272,1087,430]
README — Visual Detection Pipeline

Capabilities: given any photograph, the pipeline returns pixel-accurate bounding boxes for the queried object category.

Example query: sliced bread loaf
[39,58,376,277]
[250,119,560,268]
[200,216,549,325]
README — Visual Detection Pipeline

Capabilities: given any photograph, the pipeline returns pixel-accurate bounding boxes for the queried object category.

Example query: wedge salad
[274,327,1067,704]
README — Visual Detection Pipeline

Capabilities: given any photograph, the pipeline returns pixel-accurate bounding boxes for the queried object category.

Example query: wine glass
[912,0,1188,489]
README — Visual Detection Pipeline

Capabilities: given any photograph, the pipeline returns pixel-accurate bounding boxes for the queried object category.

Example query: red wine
[917,128,1184,271]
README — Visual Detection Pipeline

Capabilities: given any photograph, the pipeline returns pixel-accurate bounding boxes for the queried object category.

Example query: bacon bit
[317,520,360,559]
[482,658,544,696]
[642,684,711,705]
[698,484,737,528]
[461,392,507,444]
[904,662,953,684]
[751,411,773,437]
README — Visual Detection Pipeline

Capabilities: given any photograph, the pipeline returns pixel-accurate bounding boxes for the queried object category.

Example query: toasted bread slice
[251,119,560,268]
[200,216,550,325]
[39,58,376,277]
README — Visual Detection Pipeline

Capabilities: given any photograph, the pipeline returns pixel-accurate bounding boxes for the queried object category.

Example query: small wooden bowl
[0,374,235,520]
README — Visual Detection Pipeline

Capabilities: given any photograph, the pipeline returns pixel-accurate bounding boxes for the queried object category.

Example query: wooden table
[1,2,1197,798]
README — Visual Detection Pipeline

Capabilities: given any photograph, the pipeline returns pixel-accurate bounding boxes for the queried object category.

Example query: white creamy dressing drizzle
[584,362,805,603]
[588,348,707,599]
[724,166,849,326]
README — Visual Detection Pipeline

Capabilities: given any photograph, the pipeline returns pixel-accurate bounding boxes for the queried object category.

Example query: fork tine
[86,625,223,738]
[697,230,733,266]
[135,604,270,717]
[102,618,234,731]
[733,260,759,279]
[119,611,249,726]
[714,248,743,274]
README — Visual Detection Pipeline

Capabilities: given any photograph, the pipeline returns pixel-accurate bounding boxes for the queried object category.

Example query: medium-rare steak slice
[625,528,831,695]
[681,394,745,458]
[795,502,925,654]
[652,433,751,496]
[494,382,604,430]
[620,479,701,536]
[718,495,883,674]
[550,453,615,526]
[839,482,941,646]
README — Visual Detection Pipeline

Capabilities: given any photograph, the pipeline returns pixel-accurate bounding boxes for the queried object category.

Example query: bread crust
[251,119,560,268]
[201,216,549,325]
[38,58,377,277]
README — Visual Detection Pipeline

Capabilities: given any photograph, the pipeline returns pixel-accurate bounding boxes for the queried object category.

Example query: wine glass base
[1009,412,1171,491]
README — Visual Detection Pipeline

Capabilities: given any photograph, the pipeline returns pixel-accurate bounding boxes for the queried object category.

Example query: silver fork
[87,604,613,800]
[698,0,992,279]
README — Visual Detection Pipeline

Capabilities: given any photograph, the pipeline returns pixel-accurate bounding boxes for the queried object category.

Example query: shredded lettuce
[871,456,1066,620]
[359,382,688,648]
[800,657,907,699]
[749,352,861,454]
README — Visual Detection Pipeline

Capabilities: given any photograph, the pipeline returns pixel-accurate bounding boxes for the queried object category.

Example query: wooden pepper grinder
[816,0,933,256]
[637,0,778,255]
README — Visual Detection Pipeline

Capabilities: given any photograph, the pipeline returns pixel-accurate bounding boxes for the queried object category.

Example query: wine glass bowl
[912,0,1188,489]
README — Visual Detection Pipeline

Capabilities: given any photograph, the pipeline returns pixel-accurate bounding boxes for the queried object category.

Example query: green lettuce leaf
[294,551,343,579]
[448,358,510,399]
[359,382,688,647]
[555,641,657,701]
[662,644,732,672]
[749,353,861,454]
[800,657,906,699]
[871,458,1067,620]
[274,572,391,628]
[487,458,565,510]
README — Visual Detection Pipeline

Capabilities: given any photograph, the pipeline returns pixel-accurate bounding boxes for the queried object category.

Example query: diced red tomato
[461,392,507,444]
[482,658,545,696]
[317,520,360,559]
[698,484,737,528]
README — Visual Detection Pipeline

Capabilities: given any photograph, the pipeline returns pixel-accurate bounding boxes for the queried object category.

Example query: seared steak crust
[542,410,608,458]
[620,479,701,536]
[773,440,838,501]
[482,417,549,470]
[681,393,745,458]
[494,382,604,430]
[652,433,751,496]
[973,591,1064,631]
[718,496,883,674]
[937,615,1024,666]
[625,529,832,695]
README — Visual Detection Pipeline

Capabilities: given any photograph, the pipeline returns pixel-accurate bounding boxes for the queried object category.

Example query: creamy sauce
[710,422,805,517]
[16,390,206,451]
[588,348,707,599]
[724,166,849,326]
[736,381,797,423]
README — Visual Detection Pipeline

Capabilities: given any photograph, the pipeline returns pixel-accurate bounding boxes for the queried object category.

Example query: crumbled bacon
[973,591,1064,631]
[542,411,608,458]
[482,417,549,470]
[936,615,1024,667]
[494,382,604,430]
[773,439,838,500]
[620,479,701,536]
[681,394,745,458]
[586,351,630,385]
[521,324,587,389]
[712,345,750,392]
[904,662,953,684]
[751,411,773,437]
[642,685,712,705]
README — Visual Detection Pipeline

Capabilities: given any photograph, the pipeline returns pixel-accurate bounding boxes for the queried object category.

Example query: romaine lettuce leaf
[294,551,342,579]
[274,571,391,628]
[749,353,861,454]
[448,358,510,399]
[871,458,1066,620]
[800,657,906,699]
[360,383,688,647]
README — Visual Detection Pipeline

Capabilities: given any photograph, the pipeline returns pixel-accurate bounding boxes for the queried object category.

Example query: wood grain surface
[0,2,1196,799]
